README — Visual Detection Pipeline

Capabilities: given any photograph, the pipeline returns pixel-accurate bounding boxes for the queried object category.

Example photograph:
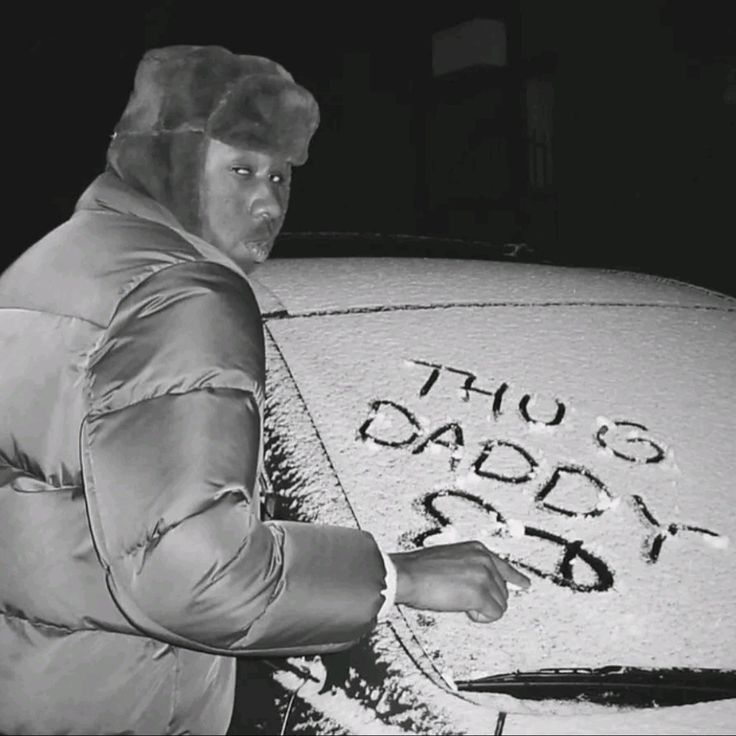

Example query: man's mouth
[239,239,272,261]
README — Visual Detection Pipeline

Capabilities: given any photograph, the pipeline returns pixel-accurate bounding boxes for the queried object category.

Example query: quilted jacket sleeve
[81,261,387,656]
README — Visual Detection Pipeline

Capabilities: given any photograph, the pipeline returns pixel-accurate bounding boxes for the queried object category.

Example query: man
[0,45,530,734]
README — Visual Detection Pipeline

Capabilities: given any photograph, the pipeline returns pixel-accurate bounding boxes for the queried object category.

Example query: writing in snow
[354,358,728,593]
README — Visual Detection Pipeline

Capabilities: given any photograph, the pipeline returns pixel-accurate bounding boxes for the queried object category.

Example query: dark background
[14,1,736,295]
[10,5,736,732]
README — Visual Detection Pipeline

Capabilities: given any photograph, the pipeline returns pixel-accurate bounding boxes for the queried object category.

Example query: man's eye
[231,167,252,177]
[270,173,288,185]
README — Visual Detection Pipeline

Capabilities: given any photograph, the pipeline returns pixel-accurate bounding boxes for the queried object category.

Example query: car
[228,232,736,735]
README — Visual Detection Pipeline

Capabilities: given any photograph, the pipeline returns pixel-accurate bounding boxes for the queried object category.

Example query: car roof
[250,257,734,318]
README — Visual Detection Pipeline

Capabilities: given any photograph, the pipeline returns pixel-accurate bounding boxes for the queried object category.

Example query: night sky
[14,1,736,295]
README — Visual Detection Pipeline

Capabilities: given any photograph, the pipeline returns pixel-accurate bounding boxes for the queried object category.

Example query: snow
[503,699,736,735]
[260,264,736,730]
[423,526,461,546]
[595,495,621,512]
[505,519,526,538]
[253,258,732,317]
[272,664,413,735]
[703,534,730,550]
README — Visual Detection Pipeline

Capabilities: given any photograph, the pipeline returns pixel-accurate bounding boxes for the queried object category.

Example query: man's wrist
[377,548,398,618]
[388,551,416,607]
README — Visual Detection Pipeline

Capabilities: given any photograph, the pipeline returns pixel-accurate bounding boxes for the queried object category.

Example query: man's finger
[484,561,509,604]
[467,609,499,624]
[494,556,532,589]
[481,574,509,615]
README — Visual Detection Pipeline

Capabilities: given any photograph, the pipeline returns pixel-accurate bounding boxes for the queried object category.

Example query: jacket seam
[1,609,98,634]
[0,461,82,491]
[85,384,261,421]
[115,490,252,562]
[224,524,286,647]
[0,459,37,476]
[166,646,181,734]
[0,305,105,328]
[101,259,231,334]
[81,259,252,408]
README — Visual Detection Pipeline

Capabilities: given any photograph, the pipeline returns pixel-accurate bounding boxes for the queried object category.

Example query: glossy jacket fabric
[0,173,387,734]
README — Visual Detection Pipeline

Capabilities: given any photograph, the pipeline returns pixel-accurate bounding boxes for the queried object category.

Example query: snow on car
[240,246,736,735]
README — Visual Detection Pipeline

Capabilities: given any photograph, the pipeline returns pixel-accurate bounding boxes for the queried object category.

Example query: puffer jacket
[0,171,387,734]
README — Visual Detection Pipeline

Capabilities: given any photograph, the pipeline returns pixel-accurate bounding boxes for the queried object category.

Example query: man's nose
[250,189,283,225]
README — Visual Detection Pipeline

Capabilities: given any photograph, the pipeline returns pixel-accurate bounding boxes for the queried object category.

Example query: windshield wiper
[454,666,736,707]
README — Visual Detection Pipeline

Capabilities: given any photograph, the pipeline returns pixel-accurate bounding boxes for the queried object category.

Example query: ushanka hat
[106,45,320,233]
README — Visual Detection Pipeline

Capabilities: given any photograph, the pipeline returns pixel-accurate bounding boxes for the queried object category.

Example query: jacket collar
[75,171,250,282]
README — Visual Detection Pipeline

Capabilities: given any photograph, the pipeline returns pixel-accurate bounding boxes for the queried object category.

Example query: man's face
[200,138,291,272]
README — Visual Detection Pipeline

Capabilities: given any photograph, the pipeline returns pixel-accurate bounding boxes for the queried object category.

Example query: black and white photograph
[3,2,735,734]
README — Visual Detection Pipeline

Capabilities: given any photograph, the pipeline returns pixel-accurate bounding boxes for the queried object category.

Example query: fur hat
[106,45,320,233]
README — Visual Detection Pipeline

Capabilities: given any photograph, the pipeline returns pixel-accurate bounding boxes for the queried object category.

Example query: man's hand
[389,542,531,623]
